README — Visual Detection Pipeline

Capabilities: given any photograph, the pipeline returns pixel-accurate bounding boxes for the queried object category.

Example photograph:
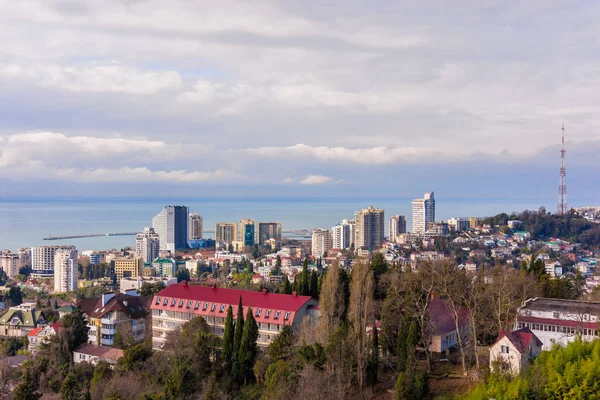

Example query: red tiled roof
[78,293,149,319]
[74,343,124,361]
[428,298,470,335]
[517,315,600,330]
[27,328,43,337]
[496,327,542,354]
[152,283,314,325]
[50,322,62,333]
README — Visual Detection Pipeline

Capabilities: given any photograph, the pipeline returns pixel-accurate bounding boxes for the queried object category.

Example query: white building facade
[136,227,161,264]
[152,205,189,253]
[54,248,78,293]
[332,219,354,249]
[31,245,76,278]
[311,229,333,257]
[354,206,385,250]
[389,215,407,241]
[412,192,435,234]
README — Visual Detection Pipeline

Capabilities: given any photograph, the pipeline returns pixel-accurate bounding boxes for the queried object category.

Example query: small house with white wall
[490,327,542,375]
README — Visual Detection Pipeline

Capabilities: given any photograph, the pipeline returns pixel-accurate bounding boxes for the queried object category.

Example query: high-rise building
[469,217,480,230]
[257,222,282,245]
[189,213,203,240]
[354,206,385,250]
[311,229,333,257]
[136,227,161,264]
[0,252,20,279]
[113,258,144,282]
[54,248,78,293]
[31,245,76,277]
[152,206,189,253]
[239,218,255,247]
[447,217,470,232]
[332,219,354,249]
[17,248,31,267]
[215,222,238,244]
[389,215,407,240]
[412,192,435,234]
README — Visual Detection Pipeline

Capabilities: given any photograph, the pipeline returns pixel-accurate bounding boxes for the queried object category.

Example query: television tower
[557,122,568,215]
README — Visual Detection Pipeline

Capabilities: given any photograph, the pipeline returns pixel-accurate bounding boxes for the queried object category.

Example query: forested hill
[482,208,600,246]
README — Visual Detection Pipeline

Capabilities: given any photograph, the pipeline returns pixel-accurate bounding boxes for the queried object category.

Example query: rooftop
[74,343,124,361]
[520,297,600,314]
[495,327,542,354]
[79,293,150,319]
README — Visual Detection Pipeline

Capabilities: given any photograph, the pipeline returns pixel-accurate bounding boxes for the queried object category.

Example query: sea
[0,196,564,252]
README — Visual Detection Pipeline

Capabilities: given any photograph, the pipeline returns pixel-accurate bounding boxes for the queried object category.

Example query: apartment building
[256,222,282,245]
[54,247,78,293]
[31,245,76,277]
[136,227,160,264]
[189,213,203,240]
[152,205,189,252]
[150,283,317,350]
[79,292,149,347]
[515,297,600,350]
[215,222,238,244]
[412,192,435,234]
[389,215,407,241]
[354,206,385,250]
[113,257,144,282]
[0,252,20,278]
[311,229,333,257]
[332,219,354,249]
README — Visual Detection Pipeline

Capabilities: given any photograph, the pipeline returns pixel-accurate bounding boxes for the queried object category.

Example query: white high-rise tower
[412,192,435,234]
[54,248,78,293]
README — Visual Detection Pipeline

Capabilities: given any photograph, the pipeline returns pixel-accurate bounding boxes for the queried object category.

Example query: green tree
[222,305,235,373]
[301,258,310,296]
[66,307,90,352]
[396,319,410,372]
[366,323,379,387]
[309,271,319,299]
[268,325,296,362]
[117,341,152,372]
[237,307,259,384]
[46,298,51,308]
[13,369,42,400]
[231,296,245,381]
[8,286,23,306]
[394,372,407,400]
[139,282,164,296]
[60,371,82,400]
[281,276,292,295]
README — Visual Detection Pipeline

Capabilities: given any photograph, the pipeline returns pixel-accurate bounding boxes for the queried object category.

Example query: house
[251,274,263,284]
[515,297,600,350]
[489,328,542,375]
[28,322,62,353]
[73,343,124,366]
[150,282,317,350]
[78,292,150,347]
[0,304,48,338]
[427,298,470,353]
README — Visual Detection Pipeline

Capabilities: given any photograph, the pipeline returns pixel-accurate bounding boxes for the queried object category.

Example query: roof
[28,327,43,337]
[428,298,470,335]
[57,305,77,313]
[0,309,47,327]
[0,355,29,368]
[520,297,600,314]
[495,328,542,354]
[78,293,150,319]
[74,343,124,361]
[151,283,315,325]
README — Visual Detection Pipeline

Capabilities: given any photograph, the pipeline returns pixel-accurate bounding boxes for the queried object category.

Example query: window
[219,304,225,313]
[187,301,192,309]
[155,297,161,305]
[171,298,176,306]
[211,303,216,312]
[500,345,509,354]
[265,310,271,318]
[163,298,168,306]
[256,308,262,317]
[274,311,280,319]
[284,312,290,320]
[553,311,560,318]
[202,302,208,311]
[194,302,200,310]
[179,300,184,307]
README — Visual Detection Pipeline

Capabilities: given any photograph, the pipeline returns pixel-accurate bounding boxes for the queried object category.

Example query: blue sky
[0,1,599,204]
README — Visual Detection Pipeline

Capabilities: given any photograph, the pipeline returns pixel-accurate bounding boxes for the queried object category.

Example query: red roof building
[151,283,318,350]
[490,327,542,375]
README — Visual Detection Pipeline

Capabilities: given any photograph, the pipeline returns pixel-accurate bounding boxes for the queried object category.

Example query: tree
[176,267,190,283]
[281,276,292,295]
[66,307,90,352]
[222,305,235,373]
[301,258,310,296]
[237,307,259,384]
[395,372,407,400]
[139,282,164,296]
[268,325,296,362]
[13,369,42,400]
[396,318,410,372]
[8,286,23,306]
[309,271,319,299]
[231,296,245,381]
[60,371,83,400]
[315,261,348,343]
[366,323,378,387]
[348,259,375,389]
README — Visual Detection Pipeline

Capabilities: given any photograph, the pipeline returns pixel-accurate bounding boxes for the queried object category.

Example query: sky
[0,0,599,203]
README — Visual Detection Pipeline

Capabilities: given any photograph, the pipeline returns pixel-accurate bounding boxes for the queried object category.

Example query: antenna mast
[557,123,568,215]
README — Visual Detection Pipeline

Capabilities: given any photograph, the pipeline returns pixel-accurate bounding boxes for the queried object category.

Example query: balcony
[101,338,114,346]
[101,328,117,335]
[101,317,114,325]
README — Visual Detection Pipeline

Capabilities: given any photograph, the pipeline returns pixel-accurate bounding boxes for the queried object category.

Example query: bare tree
[348,259,375,389]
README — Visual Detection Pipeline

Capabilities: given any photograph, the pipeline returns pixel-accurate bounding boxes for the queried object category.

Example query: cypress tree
[13,369,42,400]
[396,319,410,372]
[309,271,319,299]
[366,323,379,387]
[222,305,234,372]
[231,296,245,381]
[238,307,259,384]
[281,276,292,295]
[301,259,310,295]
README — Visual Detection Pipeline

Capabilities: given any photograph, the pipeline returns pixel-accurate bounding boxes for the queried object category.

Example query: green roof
[0,309,46,327]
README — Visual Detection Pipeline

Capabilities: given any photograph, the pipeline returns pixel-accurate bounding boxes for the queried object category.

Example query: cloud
[0,63,182,94]
[299,175,334,185]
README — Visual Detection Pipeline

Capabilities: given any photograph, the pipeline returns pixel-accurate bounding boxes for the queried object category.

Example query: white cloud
[299,175,334,185]
[0,63,182,94]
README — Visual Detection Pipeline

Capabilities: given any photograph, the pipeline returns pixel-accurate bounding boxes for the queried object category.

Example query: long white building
[332,219,354,249]
[136,227,160,264]
[311,229,333,257]
[54,248,78,293]
[412,192,435,234]
[31,245,76,278]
